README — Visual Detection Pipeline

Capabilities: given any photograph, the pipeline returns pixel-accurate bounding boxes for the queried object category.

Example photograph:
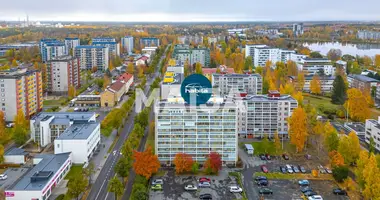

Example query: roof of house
[117,73,133,83]
[202,68,235,74]
[348,74,379,83]
[8,153,71,191]
[5,147,28,156]
[32,112,95,125]
[56,122,99,140]
[107,81,125,93]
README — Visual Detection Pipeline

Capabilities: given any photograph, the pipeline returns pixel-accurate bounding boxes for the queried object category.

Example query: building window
[1,108,4,111]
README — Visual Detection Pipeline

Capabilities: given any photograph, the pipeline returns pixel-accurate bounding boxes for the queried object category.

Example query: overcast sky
[1,0,380,22]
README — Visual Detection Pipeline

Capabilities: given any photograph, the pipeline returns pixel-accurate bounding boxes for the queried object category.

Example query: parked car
[280,166,287,173]
[95,113,100,118]
[0,174,7,180]
[298,180,310,186]
[151,184,163,191]
[184,185,197,191]
[261,165,269,173]
[301,187,313,194]
[198,181,211,188]
[199,193,212,200]
[5,123,14,128]
[229,186,243,193]
[308,195,323,200]
[199,177,211,183]
[265,154,271,160]
[152,179,163,185]
[325,167,333,174]
[257,180,268,186]
[299,165,306,173]
[282,154,289,160]
[259,188,273,195]
[318,165,326,174]
[304,191,318,197]
[255,176,267,182]
[292,165,300,173]
[286,164,294,173]
[74,107,80,112]
[259,154,266,160]
[333,188,347,195]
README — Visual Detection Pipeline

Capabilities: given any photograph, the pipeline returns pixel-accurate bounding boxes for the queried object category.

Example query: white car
[308,195,323,200]
[152,179,163,185]
[198,181,211,188]
[229,186,243,193]
[286,164,294,173]
[0,174,7,180]
[184,184,197,191]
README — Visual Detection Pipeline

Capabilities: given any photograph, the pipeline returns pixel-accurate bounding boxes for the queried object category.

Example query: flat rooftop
[349,74,379,83]
[242,94,297,102]
[344,122,365,133]
[213,73,262,78]
[57,122,99,140]
[32,112,95,125]
[5,147,28,156]
[8,153,71,191]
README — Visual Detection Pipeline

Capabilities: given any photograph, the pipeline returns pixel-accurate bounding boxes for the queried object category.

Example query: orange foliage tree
[173,153,194,174]
[132,145,160,179]
[328,150,345,167]
[204,152,222,174]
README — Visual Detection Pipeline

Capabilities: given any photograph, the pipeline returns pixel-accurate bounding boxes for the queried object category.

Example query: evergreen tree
[331,75,347,105]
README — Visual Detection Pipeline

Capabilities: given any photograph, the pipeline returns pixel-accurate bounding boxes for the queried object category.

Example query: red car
[261,165,269,173]
[199,177,211,183]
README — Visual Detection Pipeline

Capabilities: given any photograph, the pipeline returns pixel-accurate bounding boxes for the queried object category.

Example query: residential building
[244,45,295,67]
[135,55,150,66]
[290,53,307,63]
[335,60,347,73]
[142,46,158,56]
[64,38,80,56]
[297,58,335,76]
[40,39,59,62]
[288,75,335,93]
[177,35,203,45]
[92,38,120,57]
[161,71,183,99]
[172,44,210,67]
[75,45,109,70]
[236,91,298,138]
[54,122,100,164]
[348,74,379,92]
[208,37,218,45]
[0,68,43,121]
[4,148,28,164]
[280,49,296,63]
[116,73,134,94]
[365,117,380,152]
[71,95,100,107]
[121,36,134,55]
[166,65,185,74]
[227,28,247,37]
[212,74,263,96]
[202,65,235,81]
[46,56,80,94]
[293,23,304,36]
[344,122,365,138]
[155,99,238,165]
[357,30,380,40]
[30,112,97,147]
[100,81,125,107]
[140,37,160,47]
[5,153,72,200]
[40,39,66,62]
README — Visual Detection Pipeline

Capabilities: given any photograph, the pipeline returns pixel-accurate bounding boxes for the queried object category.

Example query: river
[302,42,380,57]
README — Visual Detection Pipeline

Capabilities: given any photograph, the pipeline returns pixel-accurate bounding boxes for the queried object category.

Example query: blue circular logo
[181,74,212,105]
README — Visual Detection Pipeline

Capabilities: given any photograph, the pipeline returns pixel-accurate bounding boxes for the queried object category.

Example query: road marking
[95,179,107,200]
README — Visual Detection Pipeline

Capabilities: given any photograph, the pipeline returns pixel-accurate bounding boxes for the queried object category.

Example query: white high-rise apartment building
[75,46,109,70]
[64,38,80,56]
[293,23,304,36]
[297,58,335,76]
[245,45,295,67]
[155,99,238,165]
[212,74,263,96]
[45,44,65,61]
[365,117,380,152]
[121,36,134,55]
[92,38,120,57]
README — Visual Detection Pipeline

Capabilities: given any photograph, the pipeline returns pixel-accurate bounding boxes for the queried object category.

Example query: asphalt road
[86,45,169,200]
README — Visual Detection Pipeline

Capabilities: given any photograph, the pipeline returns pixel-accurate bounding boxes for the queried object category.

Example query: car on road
[265,154,271,160]
[259,154,266,160]
[304,191,318,197]
[255,176,267,182]
[259,188,273,195]
[229,186,243,193]
[199,193,212,200]
[257,180,268,186]
[299,165,306,173]
[280,166,287,173]
[298,180,310,186]
[282,154,289,160]
[198,181,211,188]
[301,187,313,194]
[333,188,347,195]
[184,184,197,191]
[292,165,300,173]
[308,195,323,200]
[151,184,163,191]
[199,177,211,183]
[286,164,294,173]
[261,165,269,173]
[0,174,7,180]
[152,179,163,185]
[325,167,332,174]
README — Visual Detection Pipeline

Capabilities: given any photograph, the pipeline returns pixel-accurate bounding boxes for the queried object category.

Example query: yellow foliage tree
[288,107,308,152]
[362,153,380,199]
[375,54,380,68]
[328,150,345,167]
[127,63,134,74]
[11,59,18,67]
[338,132,361,164]
[297,72,305,91]
[68,86,76,99]
[345,88,370,122]
[103,75,111,90]
[292,91,304,106]
[279,83,294,95]
[137,66,144,79]
[310,75,321,95]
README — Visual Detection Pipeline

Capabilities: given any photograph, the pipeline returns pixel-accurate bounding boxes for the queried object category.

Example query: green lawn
[43,97,68,106]
[64,165,84,180]
[248,141,296,156]
[0,58,7,64]
[303,94,340,112]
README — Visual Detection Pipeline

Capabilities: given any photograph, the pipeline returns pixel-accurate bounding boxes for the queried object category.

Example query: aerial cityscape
[0,1,380,200]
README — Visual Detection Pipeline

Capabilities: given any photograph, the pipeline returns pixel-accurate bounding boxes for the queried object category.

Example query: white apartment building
[245,44,295,67]
[290,53,307,63]
[46,56,81,93]
[121,36,134,55]
[293,23,304,36]
[155,99,238,165]
[212,74,263,96]
[54,122,100,164]
[75,45,109,70]
[235,91,298,138]
[177,35,204,45]
[297,58,335,76]
[288,75,335,93]
[365,117,380,152]
[30,112,97,147]
[92,38,120,57]
[64,38,80,55]
[45,44,65,61]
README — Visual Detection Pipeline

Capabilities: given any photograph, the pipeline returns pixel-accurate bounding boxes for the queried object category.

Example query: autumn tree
[133,145,160,179]
[312,121,325,156]
[67,171,88,200]
[195,62,203,74]
[91,66,98,73]
[115,157,131,178]
[375,54,380,68]
[288,107,308,152]
[11,59,18,67]
[173,153,194,174]
[297,72,305,91]
[324,122,340,152]
[328,150,345,167]
[363,56,372,66]
[108,176,124,200]
[338,132,361,165]
[127,62,134,74]
[0,145,4,163]
[184,59,190,77]
[345,88,370,122]
[331,75,347,105]
[109,60,115,71]
[292,91,304,106]
[0,111,9,144]
[362,153,380,199]
[137,66,144,79]
[287,60,298,76]
[68,86,76,99]
[310,74,321,95]
[103,75,111,90]
[273,132,281,155]
[327,49,342,61]
[244,56,253,71]
[204,152,222,174]
[279,83,294,95]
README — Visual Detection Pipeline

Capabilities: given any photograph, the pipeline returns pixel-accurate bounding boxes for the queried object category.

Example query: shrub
[191,162,199,174]
[332,166,349,182]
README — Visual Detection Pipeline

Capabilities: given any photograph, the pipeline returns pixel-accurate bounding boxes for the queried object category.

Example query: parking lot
[149,170,244,200]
